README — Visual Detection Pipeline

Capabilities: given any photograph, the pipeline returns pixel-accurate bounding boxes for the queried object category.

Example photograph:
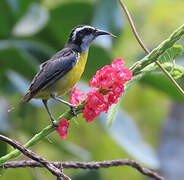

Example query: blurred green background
[0,0,184,179]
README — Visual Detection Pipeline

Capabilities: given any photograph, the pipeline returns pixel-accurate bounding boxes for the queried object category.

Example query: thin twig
[1,160,165,180]
[118,0,184,95]
[0,135,70,180]
[118,0,149,53]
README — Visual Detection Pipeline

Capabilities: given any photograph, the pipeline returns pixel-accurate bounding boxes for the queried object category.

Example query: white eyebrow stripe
[72,26,95,40]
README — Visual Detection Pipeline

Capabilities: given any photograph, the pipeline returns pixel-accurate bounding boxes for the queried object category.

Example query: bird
[20,25,114,126]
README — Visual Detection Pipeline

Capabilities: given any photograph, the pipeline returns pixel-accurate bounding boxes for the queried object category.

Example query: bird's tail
[8,91,32,113]
[19,91,32,103]
[8,106,15,112]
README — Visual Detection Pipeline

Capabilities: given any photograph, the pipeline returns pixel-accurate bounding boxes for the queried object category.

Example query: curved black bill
[95,29,116,37]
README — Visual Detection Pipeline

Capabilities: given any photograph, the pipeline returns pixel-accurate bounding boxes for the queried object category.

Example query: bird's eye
[85,28,92,34]
[79,31,85,36]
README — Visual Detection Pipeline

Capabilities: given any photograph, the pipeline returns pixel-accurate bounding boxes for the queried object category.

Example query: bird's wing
[22,48,78,101]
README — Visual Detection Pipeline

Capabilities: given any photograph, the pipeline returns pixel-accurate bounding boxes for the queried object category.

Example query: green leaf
[0,138,7,173]
[0,1,14,38]
[170,70,184,80]
[0,140,8,158]
[158,44,183,64]
[141,73,184,103]
[107,100,121,127]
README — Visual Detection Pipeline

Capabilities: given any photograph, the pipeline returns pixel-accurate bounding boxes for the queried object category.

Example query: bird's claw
[51,119,58,128]
[70,106,78,117]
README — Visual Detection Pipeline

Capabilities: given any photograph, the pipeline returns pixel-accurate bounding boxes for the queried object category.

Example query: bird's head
[66,25,114,52]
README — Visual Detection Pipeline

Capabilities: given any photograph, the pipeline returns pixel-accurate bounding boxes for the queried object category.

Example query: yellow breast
[64,51,88,92]
[35,51,88,100]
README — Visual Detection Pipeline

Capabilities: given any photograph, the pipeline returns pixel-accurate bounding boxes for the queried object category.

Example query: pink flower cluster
[57,58,132,139]
[84,58,132,122]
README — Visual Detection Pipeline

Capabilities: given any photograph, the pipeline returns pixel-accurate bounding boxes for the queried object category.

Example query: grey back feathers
[30,48,78,93]
[20,48,78,102]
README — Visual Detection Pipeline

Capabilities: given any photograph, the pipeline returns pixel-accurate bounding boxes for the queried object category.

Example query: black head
[65,25,114,52]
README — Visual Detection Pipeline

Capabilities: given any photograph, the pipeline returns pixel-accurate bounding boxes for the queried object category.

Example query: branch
[118,0,184,95]
[0,135,70,180]
[0,24,183,165]
[1,160,165,180]
[130,23,184,74]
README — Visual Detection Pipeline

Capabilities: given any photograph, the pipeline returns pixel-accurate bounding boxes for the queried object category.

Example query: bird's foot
[70,105,78,117]
[51,118,58,128]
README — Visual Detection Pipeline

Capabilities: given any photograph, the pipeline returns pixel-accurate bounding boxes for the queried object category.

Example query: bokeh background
[0,0,184,179]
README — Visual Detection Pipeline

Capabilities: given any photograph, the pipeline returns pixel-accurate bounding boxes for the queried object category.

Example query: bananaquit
[21,25,113,125]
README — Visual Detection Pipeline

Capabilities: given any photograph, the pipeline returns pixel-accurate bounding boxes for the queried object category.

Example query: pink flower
[112,82,124,96]
[70,87,85,105]
[85,88,106,108]
[89,76,98,87]
[111,58,125,69]
[114,67,132,83]
[57,118,70,140]
[89,65,114,89]
[83,105,101,122]
[83,88,108,122]
[105,92,118,105]
[106,82,124,105]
